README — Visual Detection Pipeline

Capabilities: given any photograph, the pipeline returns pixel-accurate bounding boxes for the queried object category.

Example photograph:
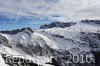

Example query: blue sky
[0,0,100,30]
[0,0,58,30]
[0,15,56,30]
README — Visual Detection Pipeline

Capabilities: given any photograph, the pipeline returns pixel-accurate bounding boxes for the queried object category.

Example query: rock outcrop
[0,27,34,34]
[40,22,76,29]
[81,20,100,25]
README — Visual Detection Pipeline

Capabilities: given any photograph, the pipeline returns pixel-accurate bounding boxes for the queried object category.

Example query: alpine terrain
[0,20,100,66]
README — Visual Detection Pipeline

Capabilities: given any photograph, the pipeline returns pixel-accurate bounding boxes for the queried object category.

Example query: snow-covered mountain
[0,21,100,66]
[40,22,76,29]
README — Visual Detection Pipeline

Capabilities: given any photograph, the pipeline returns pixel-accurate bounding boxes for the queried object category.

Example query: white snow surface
[0,22,100,66]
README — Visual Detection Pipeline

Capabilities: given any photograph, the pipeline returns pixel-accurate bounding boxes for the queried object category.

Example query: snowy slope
[0,22,100,66]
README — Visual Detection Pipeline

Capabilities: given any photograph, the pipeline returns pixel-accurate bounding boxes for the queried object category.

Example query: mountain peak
[40,22,76,29]
[81,20,100,25]
[0,27,34,34]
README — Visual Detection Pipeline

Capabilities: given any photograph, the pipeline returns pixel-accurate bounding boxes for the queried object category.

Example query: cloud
[0,0,100,21]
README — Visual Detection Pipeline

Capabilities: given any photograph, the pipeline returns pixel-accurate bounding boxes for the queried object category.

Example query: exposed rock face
[0,34,11,47]
[81,20,100,25]
[80,32,100,51]
[91,51,100,66]
[40,22,76,29]
[0,27,34,34]
[80,32,100,66]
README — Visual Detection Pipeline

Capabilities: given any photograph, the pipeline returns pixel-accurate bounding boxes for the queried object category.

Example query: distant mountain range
[40,22,76,29]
